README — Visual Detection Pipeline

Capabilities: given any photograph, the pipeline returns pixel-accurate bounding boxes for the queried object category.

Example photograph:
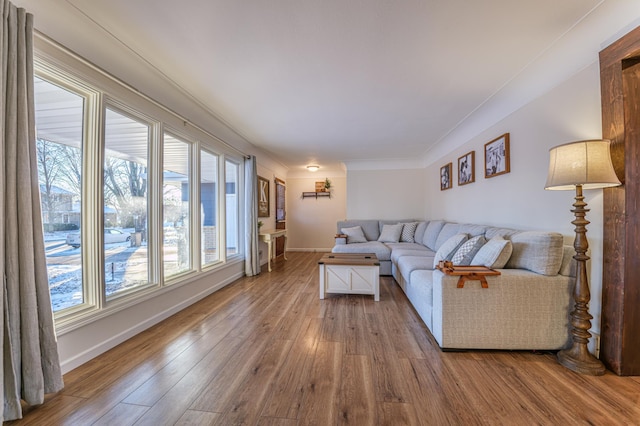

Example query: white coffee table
[318,253,380,301]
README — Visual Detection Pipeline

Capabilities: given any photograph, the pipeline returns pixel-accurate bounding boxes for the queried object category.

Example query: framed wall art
[484,133,510,178]
[440,162,452,191]
[458,151,475,185]
[258,175,270,217]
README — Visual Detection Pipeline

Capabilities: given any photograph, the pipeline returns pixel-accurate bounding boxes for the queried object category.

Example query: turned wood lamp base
[558,345,605,376]
[557,184,606,376]
[544,140,621,376]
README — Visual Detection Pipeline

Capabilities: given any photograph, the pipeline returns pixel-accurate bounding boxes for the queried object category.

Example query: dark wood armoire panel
[599,25,640,375]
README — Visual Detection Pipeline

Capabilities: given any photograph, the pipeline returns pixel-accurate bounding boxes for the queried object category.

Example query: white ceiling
[14,0,638,171]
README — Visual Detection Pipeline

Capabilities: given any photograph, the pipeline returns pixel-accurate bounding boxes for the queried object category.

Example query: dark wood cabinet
[275,221,285,257]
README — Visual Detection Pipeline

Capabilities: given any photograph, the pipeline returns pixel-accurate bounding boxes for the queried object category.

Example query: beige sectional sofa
[332,219,574,350]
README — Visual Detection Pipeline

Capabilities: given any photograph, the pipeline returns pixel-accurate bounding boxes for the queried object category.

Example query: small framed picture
[440,162,452,190]
[258,175,270,217]
[458,151,475,186]
[485,133,510,178]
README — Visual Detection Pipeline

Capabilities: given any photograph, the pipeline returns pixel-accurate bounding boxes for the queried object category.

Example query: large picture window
[225,160,239,256]
[163,133,192,278]
[34,77,86,312]
[34,60,246,326]
[103,108,150,297]
[201,149,219,266]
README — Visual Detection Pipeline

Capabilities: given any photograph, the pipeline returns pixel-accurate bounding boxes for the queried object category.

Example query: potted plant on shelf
[324,178,331,192]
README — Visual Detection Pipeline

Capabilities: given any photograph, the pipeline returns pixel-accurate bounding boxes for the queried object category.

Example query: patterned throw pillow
[378,224,403,243]
[471,236,513,268]
[433,233,468,268]
[400,222,419,243]
[341,226,368,243]
[451,235,486,265]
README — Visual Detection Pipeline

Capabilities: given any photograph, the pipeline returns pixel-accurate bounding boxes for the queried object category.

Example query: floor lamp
[544,140,621,375]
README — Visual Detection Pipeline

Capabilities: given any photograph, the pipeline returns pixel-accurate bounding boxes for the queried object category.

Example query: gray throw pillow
[378,224,403,243]
[341,226,368,243]
[433,233,468,268]
[451,235,486,265]
[400,222,419,243]
[471,236,513,268]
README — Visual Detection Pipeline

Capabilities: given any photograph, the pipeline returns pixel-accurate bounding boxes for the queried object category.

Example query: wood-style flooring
[8,252,640,425]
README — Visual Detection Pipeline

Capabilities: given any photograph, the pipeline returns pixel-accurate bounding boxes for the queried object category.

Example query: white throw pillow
[400,222,419,243]
[341,226,368,243]
[451,235,486,265]
[433,233,468,268]
[378,223,403,243]
[471,236,513,268]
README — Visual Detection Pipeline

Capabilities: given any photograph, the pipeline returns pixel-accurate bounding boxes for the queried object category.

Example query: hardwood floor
[9,252,640,425]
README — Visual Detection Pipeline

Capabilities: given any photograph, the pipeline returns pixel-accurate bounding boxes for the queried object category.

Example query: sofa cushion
[451,235,486,265]
[338,220,381,241]
[433,233,468,267]
[505,232,564,275]
[435,223,462,250]
[559,245,576,277]
[397,254,436,279]
[471,236,513,268]
[406,269,434,329]
[400,222,419,243]
[390,246,432,263]
[485,227,519,239]
[422,220,446,250]
[458,224,488,237]
[414,221,428,245]
[331,241,392,261]
[341,226,368,243]
[378,223,403,243]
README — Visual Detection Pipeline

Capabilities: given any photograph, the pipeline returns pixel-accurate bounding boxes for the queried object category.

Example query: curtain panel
[1,0,64,420]
[244,155,260,276]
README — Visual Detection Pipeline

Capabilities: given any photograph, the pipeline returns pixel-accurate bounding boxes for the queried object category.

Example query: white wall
[424,62,607,336]
[287,176,347,251]
[346,168,426,220]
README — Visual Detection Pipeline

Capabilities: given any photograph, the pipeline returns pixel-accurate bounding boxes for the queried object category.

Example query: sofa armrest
[335,234,347,245]
[431,269,572,350]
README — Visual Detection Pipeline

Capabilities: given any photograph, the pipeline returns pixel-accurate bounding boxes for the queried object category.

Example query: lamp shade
[544,140,621,191]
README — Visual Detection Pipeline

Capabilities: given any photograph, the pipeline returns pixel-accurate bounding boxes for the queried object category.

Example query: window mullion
[150,123,163,286]
[219,156,227,262]
[85,93,106,308]
[191,143,201,270]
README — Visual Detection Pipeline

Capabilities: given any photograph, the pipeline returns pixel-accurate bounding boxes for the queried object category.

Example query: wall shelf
[302,191,331,199]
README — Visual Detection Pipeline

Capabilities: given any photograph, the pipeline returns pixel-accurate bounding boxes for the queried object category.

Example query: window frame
[101,100,158,303]
[34,49,247,335]
[223,156,243,261]
[161,128,198,284]
[199,146,223,270]
[34,63,102,323]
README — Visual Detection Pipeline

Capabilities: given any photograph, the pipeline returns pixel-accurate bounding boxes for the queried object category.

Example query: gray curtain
[244,155,260,276]
[1,0,64,421]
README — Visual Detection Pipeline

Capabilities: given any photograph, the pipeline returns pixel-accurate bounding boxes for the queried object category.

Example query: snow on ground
[45,233,148,312]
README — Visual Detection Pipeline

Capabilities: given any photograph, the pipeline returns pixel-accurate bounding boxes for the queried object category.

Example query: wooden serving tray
[436,264,501,288]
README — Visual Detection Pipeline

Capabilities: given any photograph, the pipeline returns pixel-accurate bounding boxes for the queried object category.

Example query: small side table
[259,229,287,272]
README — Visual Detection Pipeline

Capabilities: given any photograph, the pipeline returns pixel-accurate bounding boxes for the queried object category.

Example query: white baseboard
[286,248,332,252]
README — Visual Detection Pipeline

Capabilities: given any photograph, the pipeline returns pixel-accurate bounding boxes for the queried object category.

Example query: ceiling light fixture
[307,165,319,172]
